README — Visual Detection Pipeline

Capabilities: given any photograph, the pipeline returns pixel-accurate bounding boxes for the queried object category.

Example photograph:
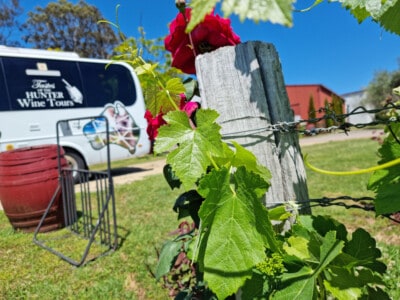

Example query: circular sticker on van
[83,101,139,154]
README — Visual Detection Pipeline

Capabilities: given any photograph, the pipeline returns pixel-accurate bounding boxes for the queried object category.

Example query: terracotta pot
[0,145,67,233]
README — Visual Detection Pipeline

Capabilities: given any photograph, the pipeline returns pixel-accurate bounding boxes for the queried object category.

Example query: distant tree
[324,98,334,127]
[331,94,345,125]
[22,0,120,58]
[0,0,23,46]
[364,68,400,107]
[307,94,317,130]
[308,95,316,120]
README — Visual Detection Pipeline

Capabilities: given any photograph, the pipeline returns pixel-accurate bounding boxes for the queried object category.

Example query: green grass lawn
[302,138,400,245]
[0,173,184,299]
[0,137,399,299]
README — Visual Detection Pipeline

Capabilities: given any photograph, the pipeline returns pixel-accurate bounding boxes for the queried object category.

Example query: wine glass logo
[62,79,83,104]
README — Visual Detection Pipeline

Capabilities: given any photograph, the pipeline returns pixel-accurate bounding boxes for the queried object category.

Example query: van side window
[0,59,10,111]
[3,57,84,110]
[79,62,136,107]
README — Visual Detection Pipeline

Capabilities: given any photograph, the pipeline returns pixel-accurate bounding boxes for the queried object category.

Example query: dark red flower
[144,110,167,142]
[165,8,241,74]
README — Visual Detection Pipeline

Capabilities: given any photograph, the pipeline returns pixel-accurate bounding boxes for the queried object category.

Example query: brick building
[285,84,345,125]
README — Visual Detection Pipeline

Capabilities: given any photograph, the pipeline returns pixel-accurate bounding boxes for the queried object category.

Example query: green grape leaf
[221,0,294,25]
[323,277,362,300]
[279,216,386,299]
[154,109,223,190]
[188,0,294,32]
[188,0,400,36]
[283,236,311,260]
[163,164,181,190]
[212,142,236,167]
[196,166,275,299]
[151,90,173,113]
[295,215,348,262]
[277,231,344,299]
[335,0,400,35]
[288,223,320,263]
[323,267,387,298]
[344,228,381,265]
[241,271,270,300]
[308,215,348,242]
[155,240,183,280]
[336,0,393,18]
[148,78,185,114]
[173,190,203,225]
[317,231,344,273]
[231,141,272,185]
[346,6,371,23]
[268,205,292,221]
[187,0,218,32]
[368,140,400,215]
[212,141,272,187]
[366,286,392,300]
[165,77,186,95]
[280,265,314,282]
[272,271,316,299]
[134,62,158,75]
[373,184,400,215]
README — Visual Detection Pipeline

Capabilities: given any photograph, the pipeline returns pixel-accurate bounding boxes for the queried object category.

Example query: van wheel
[64,151,85,183]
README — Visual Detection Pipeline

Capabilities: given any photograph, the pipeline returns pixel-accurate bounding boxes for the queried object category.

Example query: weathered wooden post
[196,41,310,214]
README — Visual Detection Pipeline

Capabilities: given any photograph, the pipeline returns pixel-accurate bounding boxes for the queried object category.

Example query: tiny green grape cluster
[255,253,285,277]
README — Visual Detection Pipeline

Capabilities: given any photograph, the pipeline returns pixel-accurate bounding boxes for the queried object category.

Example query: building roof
[340,89,366,98]
[286,84,345,103]
[286,84,343,99]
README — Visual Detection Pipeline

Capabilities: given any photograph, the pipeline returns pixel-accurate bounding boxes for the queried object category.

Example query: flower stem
[181,10,197,59]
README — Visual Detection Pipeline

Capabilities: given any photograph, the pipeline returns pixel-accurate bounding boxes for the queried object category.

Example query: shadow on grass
[109,166,151,177]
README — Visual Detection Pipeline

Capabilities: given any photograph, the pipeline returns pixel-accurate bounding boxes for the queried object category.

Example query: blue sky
[19,0,400,95]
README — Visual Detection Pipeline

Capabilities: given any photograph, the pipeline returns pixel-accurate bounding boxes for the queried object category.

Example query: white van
[0,46,150,177]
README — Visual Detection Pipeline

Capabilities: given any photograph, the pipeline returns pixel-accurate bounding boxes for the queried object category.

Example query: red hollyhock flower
[165,8,241,74]
[144,110,167,142]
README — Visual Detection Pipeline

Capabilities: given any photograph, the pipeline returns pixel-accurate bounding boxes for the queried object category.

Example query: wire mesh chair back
[33,116,118,267]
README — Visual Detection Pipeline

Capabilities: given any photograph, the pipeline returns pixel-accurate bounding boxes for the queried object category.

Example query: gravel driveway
[298,128,382,146]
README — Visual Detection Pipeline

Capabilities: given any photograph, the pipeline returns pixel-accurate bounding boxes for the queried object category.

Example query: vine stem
[137,56,180,111]
[208,154,219,171]
[304,154,400,176]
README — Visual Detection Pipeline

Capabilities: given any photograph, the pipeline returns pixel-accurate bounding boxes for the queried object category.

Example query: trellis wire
[222,103,400,223]
[306,196,399,224]
[220,102,400,136]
